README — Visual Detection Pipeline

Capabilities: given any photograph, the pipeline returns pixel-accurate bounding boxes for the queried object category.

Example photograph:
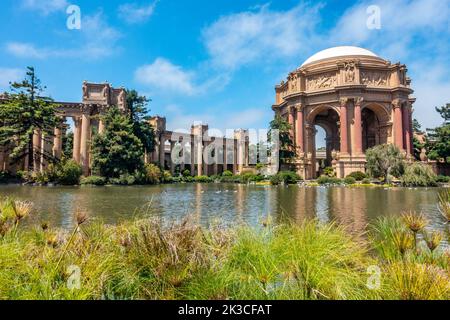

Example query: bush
[182,169,191,177]
[317,176,342,185]
[347,171,367,181]
[145,164,162,184]
[57,160,82,185]
[436,175,450,183]
[162,170,173,183]
[344,176,356,185]
[270,174,283,185]
[279,171,301,184]
[361,178,371,185]
[222,170,233,177]
[239,173,264,184]
[195,175,213,183]
[270,171,300,185]
[109,173,137,186]
[323,167,335,177]
[183,176,195,183]
[401,162,437,187]
[81,176,107,186]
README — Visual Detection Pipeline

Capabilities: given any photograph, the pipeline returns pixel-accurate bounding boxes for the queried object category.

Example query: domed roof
[301,46,379,67]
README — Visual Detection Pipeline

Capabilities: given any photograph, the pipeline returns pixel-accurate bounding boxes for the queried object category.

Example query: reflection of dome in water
[301,46,379,67]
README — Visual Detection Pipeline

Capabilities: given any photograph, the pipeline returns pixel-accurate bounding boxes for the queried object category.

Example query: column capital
[339,97,349,106]
[392,99,404,109]
[354,97,364,106]
[294,103,304,112]
[287,105,296,114]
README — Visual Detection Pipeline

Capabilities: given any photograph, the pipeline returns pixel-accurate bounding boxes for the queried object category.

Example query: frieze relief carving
[360,70,389,87]
[344,61,356,83]
[288,73,299,93]
[306,72,337,91]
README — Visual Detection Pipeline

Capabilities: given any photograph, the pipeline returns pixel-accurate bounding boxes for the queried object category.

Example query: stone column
[295,104,304,152]
[98,119,105,135]
[223,138,228,173]
[196,137,203,176]
[353,97,363,154]
[80,112,91,176]
[72,117,82,163]
[288,106,295,145]
[53,126,63,160]
[339,98,349,154]
[170,141,176,175]
[393,100,404,150]
[403,103,412,156]
[233,139,238,175]
[190,139,195,176]
[159,135,166,169]
[33,129,42,171]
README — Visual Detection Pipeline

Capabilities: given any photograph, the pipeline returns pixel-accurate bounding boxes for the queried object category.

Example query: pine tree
[0,67,57,171]
[268,115,295,170]
[426,103,450,162]
[91,106,144,178]
[126,89,155,154]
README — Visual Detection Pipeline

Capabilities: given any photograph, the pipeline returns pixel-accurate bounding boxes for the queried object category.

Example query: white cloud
[118,1,158,24]
[5,11,121,60]
[202,3,323,70]
[22,0,68,15]
[5,43,47,59]
[0,68,24,91]
[135,58,198,95]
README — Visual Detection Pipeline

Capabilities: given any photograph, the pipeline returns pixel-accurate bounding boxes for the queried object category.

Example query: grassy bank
[0,194,449,300]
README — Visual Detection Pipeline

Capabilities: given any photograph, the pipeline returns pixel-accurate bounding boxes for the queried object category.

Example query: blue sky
[1,0,449,144]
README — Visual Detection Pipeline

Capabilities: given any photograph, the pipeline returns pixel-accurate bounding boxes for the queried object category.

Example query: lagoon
[0,184,446,235]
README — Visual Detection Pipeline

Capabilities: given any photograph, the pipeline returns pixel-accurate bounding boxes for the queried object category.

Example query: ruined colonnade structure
[273,46,415,179]
[0,82,251,176]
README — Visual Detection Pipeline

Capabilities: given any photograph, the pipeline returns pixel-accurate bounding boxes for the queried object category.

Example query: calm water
[0,183,447,234]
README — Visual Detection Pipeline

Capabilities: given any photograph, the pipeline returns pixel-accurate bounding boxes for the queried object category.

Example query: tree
[268,115,295,170]
[91,106,144,178]
[126,89,155,154]
[62,131,73,159]
[412,118,425,160]
[426,104,450,162]
[366,144,405,183]
[0,67,57,171]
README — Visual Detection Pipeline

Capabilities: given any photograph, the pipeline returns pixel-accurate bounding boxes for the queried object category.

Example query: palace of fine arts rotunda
[273,46,415,179]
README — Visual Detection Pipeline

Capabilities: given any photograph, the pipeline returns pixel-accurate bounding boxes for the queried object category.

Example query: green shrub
[145,164,162,184]
[270,174,283,185]
[57,160,82,185]
[239,173,263,184]
[109,173,136,185]
[183,176,195,183]
[279,171,301,184]
[347,171,367,181]
[361,178,371,185]
[162,170,173,183]
[222,170,233,177]
[182,169,191,177]
[323,167,335,177]
[436,175,450,183]
[401,162,437,187]
[317,175,342,185]
[81,176,107,186]
[344,176,356,185]
[195,175,213,183]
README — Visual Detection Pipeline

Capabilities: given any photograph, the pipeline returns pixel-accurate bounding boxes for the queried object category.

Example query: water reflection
[0,184,446,235]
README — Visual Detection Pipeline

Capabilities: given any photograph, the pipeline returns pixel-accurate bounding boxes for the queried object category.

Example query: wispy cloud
[21,0,68,15]
[135,58,198,95]
[202,3,323,71]
[5,11,122,60]
[118,1,158,24]
[0,68,24,91]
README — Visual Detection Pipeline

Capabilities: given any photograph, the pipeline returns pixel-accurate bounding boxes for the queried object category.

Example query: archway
[362,104,390,152]
[307,106,340,178]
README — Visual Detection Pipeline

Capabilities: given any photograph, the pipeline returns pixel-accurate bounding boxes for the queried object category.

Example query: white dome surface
[301,46,379,67]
